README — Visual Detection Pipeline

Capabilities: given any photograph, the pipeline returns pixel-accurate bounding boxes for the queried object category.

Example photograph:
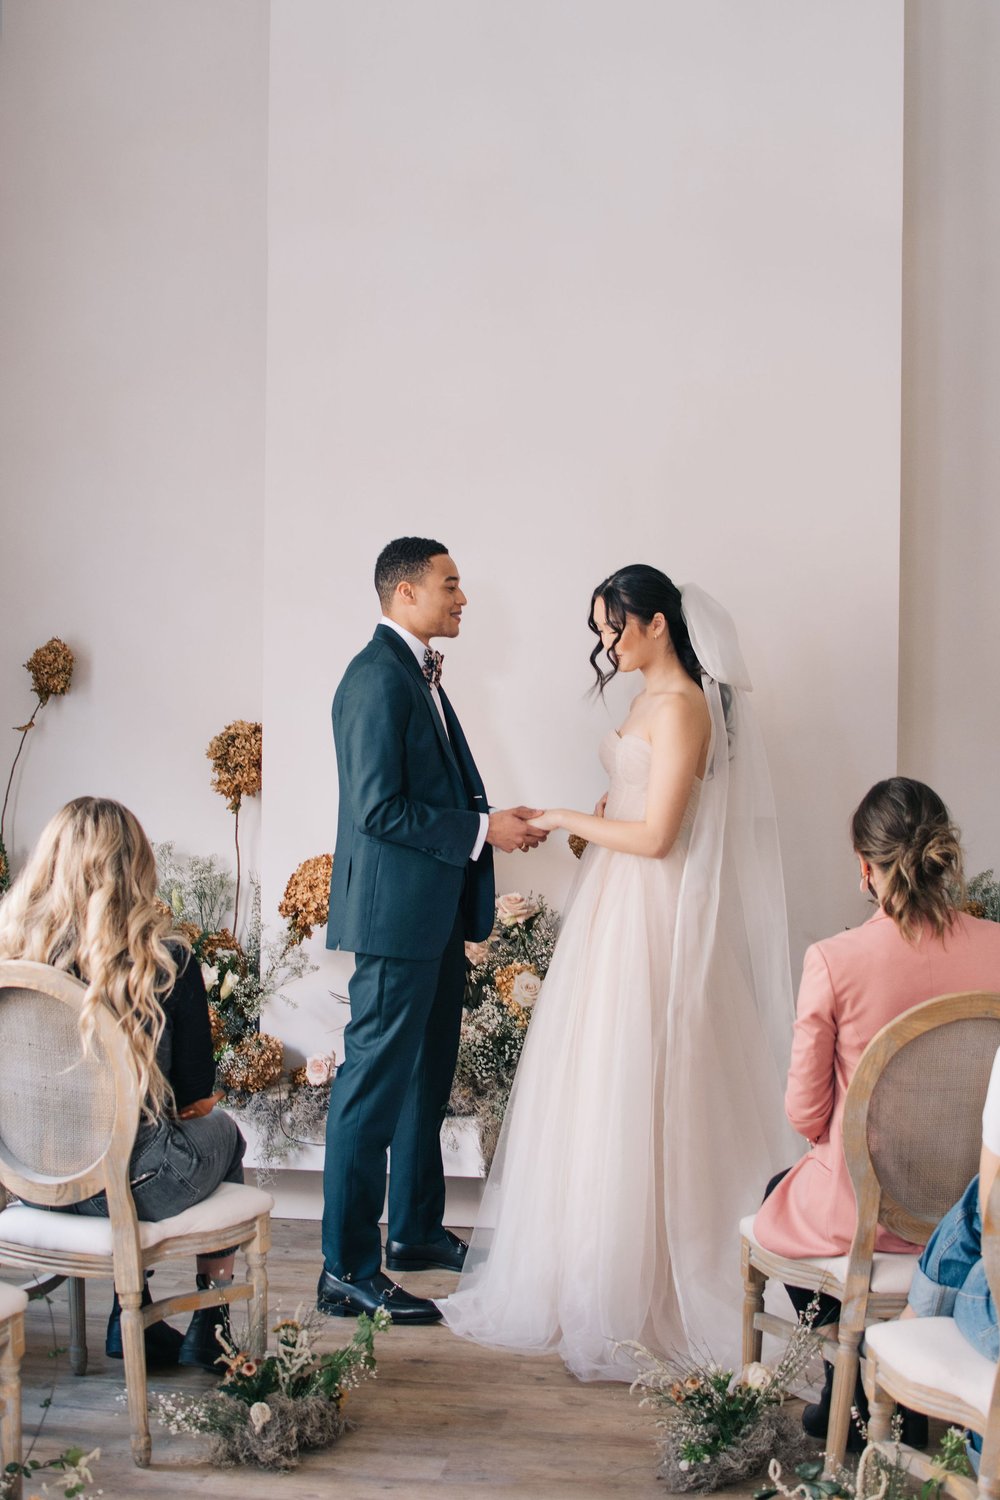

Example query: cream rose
[219,969,237,1001]
[496,892,539,926]
[738,1361,772,1390]
[305,1052,336,1086]
[511,971,542,1007]
[200,963,220,993]
[464,940,491,968]
[249,1401,272,1432]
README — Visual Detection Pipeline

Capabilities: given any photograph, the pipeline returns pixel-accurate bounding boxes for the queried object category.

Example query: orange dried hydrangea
[24,637,74,704]
[206,720,262,812]
[278,854,334,943]
[217,1033,283,1093]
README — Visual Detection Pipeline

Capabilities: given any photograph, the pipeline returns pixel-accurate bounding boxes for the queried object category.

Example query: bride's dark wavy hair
[588,565,703,695]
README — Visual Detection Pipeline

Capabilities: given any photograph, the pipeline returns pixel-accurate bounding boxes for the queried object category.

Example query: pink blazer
[753,909,1000,1259]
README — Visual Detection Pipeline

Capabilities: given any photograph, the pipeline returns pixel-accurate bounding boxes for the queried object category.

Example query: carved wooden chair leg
[860,1354,893,1444]
[824,1334,861,1475]
[0,1314,25,1500]
[66,1277,87,1376]
[246,1216,270,1360]
[740,1241,766,1365]
[978,1438,1000,1500]
[119,1290,151,1468]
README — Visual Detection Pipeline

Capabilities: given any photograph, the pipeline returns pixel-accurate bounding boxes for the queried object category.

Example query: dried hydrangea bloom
[206,720,263,812]
[278,853,334,942]
[207,1003,227,1054]
[24,637,74,703]
[568,834,589,860]
[218,1032,283,1093]
[200,927,240,962]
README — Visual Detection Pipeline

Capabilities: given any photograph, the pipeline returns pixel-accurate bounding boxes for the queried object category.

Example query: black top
[155,949,215,1111]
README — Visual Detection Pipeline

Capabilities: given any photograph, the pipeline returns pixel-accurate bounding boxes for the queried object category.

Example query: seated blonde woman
[753,777,1000,1443]
[0,796,245,1370]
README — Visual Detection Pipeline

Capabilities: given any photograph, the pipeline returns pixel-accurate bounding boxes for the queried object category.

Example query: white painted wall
[899,0,1000,880]
[262,0,905,1063]
[0,3,908,1085]
[0,0,269,873]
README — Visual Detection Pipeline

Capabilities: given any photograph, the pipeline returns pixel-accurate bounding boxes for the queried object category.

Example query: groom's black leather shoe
[384,1229,468,1273]
[316,1268,443,1324]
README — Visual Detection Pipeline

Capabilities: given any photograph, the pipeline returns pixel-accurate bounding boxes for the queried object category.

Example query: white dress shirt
[379,617,489,861]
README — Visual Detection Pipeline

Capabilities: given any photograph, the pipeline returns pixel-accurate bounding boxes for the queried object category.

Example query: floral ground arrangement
[449,892,559,1170]
[623,1304,822,1493]
[757,1421,975,1500]
[152,1307,390,1470]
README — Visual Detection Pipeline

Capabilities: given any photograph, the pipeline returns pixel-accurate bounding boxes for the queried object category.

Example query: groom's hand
[486,807,548,853]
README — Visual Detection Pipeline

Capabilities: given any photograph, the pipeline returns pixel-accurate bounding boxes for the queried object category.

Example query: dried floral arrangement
[151,1306,390,1470]
[154,847,323,1095]
[0,637,75,894]
[154,846,337,1177]
[206,719,262,934]
[623,1301,823,1492]
[756,1419,974,1500]
[966,870,1000,924]
[234,1073,334,1181]
[449,892,560,1171]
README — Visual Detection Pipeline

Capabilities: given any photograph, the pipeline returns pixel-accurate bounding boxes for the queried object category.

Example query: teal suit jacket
[326,625,495,961]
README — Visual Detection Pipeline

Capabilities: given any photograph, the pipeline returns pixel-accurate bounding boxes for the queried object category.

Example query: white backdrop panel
[262,0,903,1061]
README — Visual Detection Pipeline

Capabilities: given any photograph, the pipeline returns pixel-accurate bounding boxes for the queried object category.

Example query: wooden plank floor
[4,1220,789,1500]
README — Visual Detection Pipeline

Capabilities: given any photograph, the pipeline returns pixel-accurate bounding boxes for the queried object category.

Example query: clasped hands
[487,793,607,854]
[486,806,549,854]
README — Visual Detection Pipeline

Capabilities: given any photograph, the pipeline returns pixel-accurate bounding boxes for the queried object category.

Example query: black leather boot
[105,1272,184,1367]
[178,1275,233,1372]
[801,1360,868,1454]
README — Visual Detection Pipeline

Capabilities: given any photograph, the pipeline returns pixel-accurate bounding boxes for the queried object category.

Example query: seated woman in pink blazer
[753,776,1000,1441]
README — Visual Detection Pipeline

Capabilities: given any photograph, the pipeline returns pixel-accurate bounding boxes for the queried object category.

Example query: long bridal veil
[665,584,797,1361]
[443,582,797,1377]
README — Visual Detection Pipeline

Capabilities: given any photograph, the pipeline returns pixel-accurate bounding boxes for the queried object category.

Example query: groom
[318,537,546,1324]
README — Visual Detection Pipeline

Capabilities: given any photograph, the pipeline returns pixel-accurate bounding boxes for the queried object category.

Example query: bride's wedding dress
[440,587,797,1381]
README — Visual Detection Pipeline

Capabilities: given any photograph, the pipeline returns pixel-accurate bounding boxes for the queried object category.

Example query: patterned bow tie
[422,647,444,690]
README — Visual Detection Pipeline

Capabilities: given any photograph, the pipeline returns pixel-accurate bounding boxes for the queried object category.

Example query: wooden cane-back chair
[0,1280,28,1500]
[741,991,1000,1473]
[864,1170,1000,1500]
[0,960,273,1467]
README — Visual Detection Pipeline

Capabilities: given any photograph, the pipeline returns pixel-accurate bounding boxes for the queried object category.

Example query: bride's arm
[533,697,706,859]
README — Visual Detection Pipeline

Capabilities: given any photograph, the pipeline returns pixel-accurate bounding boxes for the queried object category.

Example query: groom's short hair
[375,536,449,608]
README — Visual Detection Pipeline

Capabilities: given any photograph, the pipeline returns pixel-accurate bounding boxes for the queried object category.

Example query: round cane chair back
[845,992,1000,1248]
[0,960,140,1206]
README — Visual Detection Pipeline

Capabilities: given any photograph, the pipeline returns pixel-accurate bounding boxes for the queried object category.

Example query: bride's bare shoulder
[646,687,710,742]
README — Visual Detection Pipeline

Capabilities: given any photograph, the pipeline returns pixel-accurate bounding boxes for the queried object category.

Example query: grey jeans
[54,1109,246,1245]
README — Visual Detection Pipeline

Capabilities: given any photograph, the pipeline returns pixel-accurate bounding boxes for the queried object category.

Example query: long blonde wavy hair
[0,797,186,1118]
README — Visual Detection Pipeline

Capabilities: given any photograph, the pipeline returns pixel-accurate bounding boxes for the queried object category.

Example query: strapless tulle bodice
[599,729,700,843]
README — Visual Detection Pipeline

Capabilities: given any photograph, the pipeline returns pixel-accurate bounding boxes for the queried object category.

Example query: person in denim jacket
[903,1044,1000,1465]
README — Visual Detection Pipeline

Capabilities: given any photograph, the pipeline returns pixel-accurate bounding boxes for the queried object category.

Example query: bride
[440,565,796,1381]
